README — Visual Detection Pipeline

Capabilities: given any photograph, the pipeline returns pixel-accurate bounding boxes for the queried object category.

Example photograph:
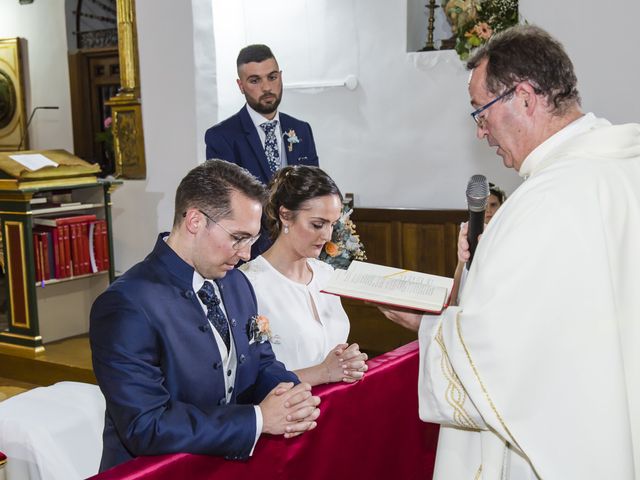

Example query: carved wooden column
[106,0,146,179]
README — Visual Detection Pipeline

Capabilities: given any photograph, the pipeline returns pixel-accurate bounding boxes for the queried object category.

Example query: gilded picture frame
[0,38,27,151]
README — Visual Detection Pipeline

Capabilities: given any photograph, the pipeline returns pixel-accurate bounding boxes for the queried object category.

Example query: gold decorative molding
[0,331,41,342]
[0,38,28,151]
[4,221,30,329]
[110,103,146,179]
[114,0,140,96]
[0,339,44,357]
[107,0,146,179]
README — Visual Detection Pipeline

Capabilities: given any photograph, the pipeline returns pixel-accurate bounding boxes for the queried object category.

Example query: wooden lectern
[0,150,120,353]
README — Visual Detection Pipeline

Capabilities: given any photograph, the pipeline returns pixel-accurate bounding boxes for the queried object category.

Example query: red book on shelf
[50,228,60,278]
[100,220,110,272]
[63,224,72,277]
[39,232,51,280]
[75,222,86,275]
[33,214,97,228]
[68,223,75,275]
[80,222,90,275]
[33,234,42,283]
[34,227,61,279]
[70,223,79,275]
[56,225,66,278]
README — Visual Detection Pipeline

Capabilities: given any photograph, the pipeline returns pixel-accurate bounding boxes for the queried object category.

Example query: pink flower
[103,117,113,129]
[474,22,493,40]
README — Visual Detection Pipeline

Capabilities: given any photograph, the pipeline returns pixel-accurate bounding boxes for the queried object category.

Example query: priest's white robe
[418,113,640,479]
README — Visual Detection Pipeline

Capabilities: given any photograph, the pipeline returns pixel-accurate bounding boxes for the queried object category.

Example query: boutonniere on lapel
[247,314,280,344]
[283,129,300,152]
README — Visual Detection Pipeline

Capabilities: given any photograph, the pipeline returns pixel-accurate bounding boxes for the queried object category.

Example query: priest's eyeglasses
[471,86,516,128]
[192,209,260,250]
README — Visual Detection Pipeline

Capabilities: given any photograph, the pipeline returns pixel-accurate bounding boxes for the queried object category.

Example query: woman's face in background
[484,193,503,223]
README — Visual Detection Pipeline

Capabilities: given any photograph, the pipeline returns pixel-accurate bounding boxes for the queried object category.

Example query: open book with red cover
[321,260,454,314]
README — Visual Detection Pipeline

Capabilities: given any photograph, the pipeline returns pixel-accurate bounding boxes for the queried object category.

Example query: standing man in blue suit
[204,45,320,258]
[90,160,321,472]
[205,44,319,184]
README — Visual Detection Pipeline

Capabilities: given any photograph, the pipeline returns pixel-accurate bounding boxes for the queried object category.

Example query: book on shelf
[88,219,109,273]
[33,214,97,227]
[80,222,90,274]
[321,260,454,314]
[32,218,109,283]
[70,223,80,275]
[63,225,72,277]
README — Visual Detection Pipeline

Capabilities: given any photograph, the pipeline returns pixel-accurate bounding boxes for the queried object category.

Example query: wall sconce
[19,0,35,4]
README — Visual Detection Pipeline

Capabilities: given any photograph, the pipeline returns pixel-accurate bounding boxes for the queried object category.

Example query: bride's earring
[283,225,289,234]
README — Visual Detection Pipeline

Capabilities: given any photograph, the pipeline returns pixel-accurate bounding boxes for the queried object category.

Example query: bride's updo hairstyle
[265,165,342,240]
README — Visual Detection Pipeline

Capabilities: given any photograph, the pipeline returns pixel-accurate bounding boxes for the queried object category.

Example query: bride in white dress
[241,166,368,386]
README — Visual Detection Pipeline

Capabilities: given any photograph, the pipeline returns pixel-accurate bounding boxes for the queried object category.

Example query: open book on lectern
[321,260,454,314]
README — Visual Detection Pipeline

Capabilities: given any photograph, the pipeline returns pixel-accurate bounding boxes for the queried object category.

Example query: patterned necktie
[260,120,280,173]
[197,281,230,350]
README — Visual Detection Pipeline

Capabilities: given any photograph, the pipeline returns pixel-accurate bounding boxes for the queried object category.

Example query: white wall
[0,0,73,151]
[209,0,509,209]
[108,0,217,272]
[4,0,638,271]
[209,0,640,211]
[520,2,640,125]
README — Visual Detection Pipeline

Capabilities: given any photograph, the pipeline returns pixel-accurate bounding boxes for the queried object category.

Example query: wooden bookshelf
[0,179,121,353]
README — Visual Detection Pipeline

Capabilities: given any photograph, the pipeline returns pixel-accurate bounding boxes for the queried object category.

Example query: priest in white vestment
[380,25,640,479]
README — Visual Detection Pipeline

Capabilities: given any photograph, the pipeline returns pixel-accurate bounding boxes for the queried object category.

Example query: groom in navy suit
[90,160,321,472]
[204,44,319,185]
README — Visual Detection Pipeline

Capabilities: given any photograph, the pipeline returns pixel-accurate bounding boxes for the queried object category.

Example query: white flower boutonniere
[247,314,280,344]
[283,129,300,152]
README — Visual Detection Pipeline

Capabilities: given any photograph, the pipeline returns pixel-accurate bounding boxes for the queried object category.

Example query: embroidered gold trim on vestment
[435,324,480,429]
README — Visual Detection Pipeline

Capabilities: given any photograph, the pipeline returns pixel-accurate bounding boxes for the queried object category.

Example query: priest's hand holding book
[375,304,424,332]
[377,222,470,332]
[377,220,473,330]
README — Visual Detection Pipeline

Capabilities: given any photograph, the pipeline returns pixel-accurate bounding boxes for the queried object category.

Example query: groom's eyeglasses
[183,210,260,250]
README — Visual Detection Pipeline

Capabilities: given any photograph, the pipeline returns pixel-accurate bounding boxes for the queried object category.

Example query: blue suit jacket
[90,234,298,471]
[204,106,319,185]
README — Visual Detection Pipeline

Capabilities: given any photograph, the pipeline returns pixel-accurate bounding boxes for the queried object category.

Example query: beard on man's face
[247,89,282,115]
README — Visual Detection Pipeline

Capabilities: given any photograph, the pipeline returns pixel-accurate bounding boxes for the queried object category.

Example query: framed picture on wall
[0,38,28,151]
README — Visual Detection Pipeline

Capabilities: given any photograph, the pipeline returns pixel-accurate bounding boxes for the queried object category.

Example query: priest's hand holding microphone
[377,175,489,331]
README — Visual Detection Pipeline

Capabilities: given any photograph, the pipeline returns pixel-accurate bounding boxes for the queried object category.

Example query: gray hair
[467,25,581,115]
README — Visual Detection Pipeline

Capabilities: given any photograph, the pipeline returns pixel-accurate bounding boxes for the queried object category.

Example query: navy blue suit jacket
[204,106,319,185]
[90,234,298,471]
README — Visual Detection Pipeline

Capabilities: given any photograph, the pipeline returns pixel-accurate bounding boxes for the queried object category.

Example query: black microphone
[465,174,489,268]
[18,106,60,151]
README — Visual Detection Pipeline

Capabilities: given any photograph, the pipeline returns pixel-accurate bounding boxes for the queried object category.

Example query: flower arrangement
[319,205,366,270]
[96,116,114,157]
[248,314,280,344]
[443,0,518,60]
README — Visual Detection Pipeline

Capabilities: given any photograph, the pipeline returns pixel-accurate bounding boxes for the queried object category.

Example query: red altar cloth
[89,341,439,480]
